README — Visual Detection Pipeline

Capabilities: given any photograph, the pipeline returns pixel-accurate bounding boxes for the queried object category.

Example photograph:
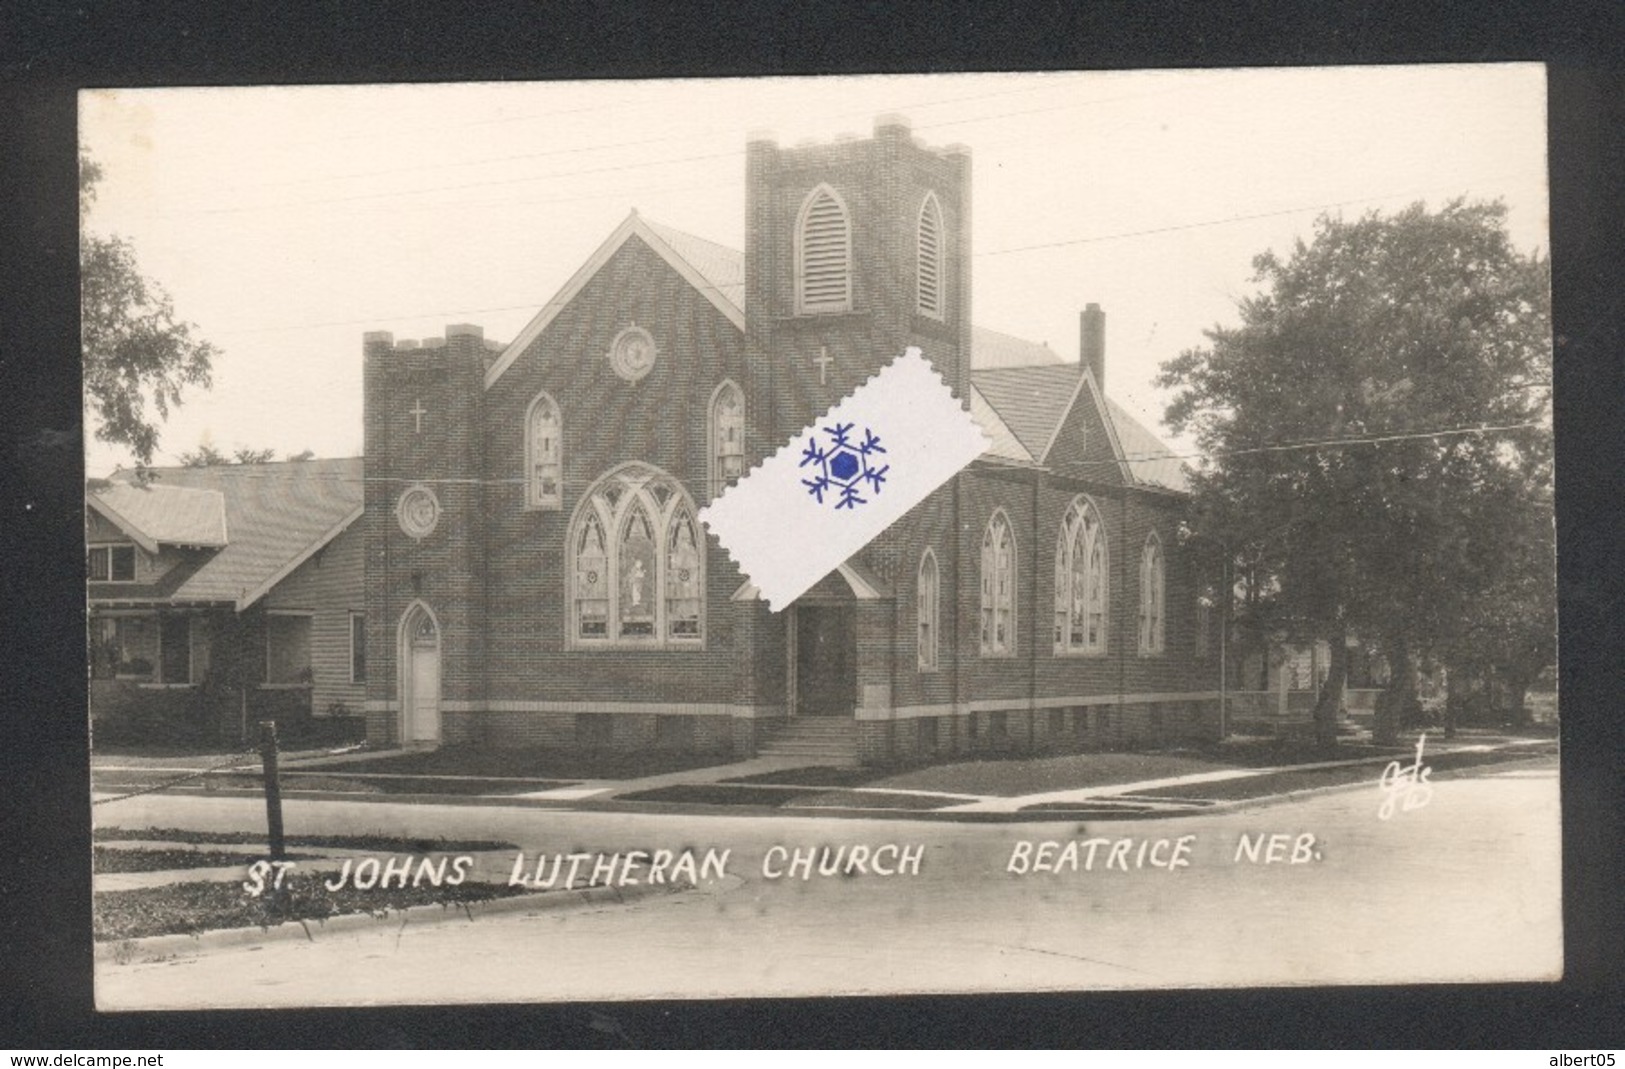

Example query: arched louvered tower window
[916,192,944,320]
[795,184,852,315]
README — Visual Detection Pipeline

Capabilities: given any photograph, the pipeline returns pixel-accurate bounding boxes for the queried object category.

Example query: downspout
[951,468,962,753]
[1117,483,1128,737]
[1029,468,1041,752]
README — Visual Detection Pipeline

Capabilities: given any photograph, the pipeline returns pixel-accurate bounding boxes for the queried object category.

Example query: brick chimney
[1080,303,1105,392]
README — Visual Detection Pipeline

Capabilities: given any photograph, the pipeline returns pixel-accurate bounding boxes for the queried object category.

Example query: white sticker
[698,348,988,611]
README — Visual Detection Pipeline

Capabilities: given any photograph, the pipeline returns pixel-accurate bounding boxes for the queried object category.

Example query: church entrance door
[793,604,856,718]
[400,604,441,744]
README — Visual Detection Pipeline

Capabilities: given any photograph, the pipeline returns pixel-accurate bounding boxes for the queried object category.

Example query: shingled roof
[88,482,227,551]
[94,458,363,609]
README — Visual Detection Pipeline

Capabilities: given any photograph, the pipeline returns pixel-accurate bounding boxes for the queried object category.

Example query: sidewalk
[92,732,1557,822]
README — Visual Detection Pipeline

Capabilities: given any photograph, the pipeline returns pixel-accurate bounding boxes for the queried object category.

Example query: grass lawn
[312,744,729,780]
[614,784,960,810]
[866,750,1238,797]
[94,871,537,943]
[93,846,321,874]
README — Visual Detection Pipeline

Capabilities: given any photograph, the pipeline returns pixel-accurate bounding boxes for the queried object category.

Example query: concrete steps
[756,718,858,764]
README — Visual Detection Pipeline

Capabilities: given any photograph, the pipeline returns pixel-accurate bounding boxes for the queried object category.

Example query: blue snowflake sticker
[799,422,890,510]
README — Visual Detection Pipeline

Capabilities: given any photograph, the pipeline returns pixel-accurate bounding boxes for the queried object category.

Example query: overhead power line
[137,419,1546,483]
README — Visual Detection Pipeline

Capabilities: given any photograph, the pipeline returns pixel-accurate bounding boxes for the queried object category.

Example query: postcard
[83,67,1558,1008]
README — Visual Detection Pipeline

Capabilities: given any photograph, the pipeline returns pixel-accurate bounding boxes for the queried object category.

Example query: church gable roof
[484,212,745,389]
[480,214,1186,490]
[640,217,744,315]
[1104,397,1190,492]
[970,325,1066,370]
[969,364,1079,461]
[972,358,1189,493]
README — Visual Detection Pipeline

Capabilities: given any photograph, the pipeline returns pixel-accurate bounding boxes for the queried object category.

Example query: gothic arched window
[1139,532,1166,655]
[795,184,852,315]
[980,510,1016,656]
[1055,497,1108,655]
[709,380,745,499]
[916,192,944,320]
[525,392,562,508]
[917,548,940,671]
[568,464,704,647]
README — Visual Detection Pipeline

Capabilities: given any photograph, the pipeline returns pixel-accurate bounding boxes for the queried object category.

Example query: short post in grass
[258,720,286,862]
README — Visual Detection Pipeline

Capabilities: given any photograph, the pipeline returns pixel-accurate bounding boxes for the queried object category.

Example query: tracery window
[917,548,940,671]
[980,510,1016,656]
[916,192,944,319]
[568,464,703,647]
[1054,497,1108,655]
[1139,532,1166,655]
[795,184,852,315]
[710,380,745,499]
[526,392,562,508]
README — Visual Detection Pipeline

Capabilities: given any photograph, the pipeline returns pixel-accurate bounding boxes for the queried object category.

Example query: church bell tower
[743,114,974,449]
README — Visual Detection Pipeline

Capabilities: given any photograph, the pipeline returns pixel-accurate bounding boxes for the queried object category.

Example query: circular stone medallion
[608,325,657,383]
[397,484,441,539]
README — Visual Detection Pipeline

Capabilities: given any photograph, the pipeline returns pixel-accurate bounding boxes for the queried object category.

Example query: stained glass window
[568,464,703,647]
[527,393,562,507]
[1055,497,1108,655]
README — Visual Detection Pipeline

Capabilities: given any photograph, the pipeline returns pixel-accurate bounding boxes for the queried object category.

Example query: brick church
[361,115,1218,765]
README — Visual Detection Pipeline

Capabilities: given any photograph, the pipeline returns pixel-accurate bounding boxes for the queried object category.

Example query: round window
[608,325,657,383]
[397,484,441,539]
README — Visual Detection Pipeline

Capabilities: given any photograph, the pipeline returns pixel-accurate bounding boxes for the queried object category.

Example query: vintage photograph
[82,67,1558,1008]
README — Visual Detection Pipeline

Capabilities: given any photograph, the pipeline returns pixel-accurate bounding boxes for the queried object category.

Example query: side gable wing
[1040,368,1130,485]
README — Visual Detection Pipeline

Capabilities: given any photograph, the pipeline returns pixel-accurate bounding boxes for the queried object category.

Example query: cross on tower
[813,346,834,387]
[409,399,427,433]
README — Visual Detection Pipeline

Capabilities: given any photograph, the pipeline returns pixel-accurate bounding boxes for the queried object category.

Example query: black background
[2,0,1622,1049]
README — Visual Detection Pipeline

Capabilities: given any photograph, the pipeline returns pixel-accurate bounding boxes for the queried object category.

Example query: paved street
[93,755,1561,1008]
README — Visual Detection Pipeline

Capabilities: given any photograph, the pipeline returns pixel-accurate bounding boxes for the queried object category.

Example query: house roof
[88,482,228,551]
[96,458,364,609]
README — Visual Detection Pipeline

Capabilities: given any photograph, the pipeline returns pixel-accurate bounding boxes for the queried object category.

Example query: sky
[79,66,1549,475]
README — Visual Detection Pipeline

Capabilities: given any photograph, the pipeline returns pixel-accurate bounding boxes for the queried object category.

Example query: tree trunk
[1374,636,1414,746]
[1311,629,1347,749]
[1502,665,1537,728]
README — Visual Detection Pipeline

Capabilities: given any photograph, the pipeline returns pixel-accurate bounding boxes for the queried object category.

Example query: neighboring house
[361,115,1219,765]
[87,458,365,742]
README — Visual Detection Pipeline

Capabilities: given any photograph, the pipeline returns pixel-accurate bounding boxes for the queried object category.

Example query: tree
[178,442,277,466]
[179,443,227,467]
[81,152,218,467]
[1159,200,1552,746]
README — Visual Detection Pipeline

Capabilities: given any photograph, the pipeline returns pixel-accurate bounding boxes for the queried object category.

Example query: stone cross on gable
[814,346,834,386]
[409,399,427,433]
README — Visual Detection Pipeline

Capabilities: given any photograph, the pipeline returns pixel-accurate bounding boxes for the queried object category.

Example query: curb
[97,874,706,965]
